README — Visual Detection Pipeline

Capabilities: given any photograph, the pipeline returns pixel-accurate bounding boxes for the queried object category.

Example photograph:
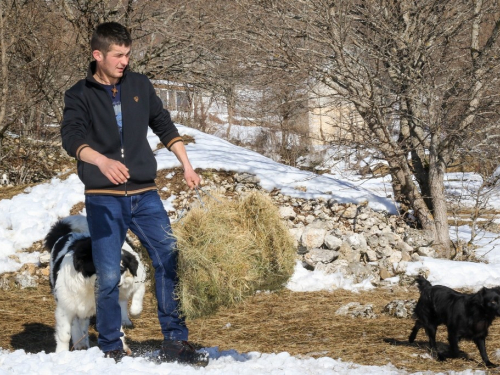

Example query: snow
[0,347,429,375]
[1,124,500,374]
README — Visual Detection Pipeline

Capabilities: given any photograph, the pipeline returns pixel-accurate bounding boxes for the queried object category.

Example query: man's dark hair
[91,22,132,54]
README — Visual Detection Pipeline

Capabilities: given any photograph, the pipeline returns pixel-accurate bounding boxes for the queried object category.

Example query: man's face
[97,44,131,80]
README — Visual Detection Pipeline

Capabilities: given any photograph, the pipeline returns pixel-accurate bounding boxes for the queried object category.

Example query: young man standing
[61,22,207,366]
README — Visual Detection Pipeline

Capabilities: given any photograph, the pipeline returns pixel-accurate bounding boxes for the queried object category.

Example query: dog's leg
[447,330,460,359]
[474,337,496,368]
[120,325,132,355]
[130,283,145,318]
[119,298,133,327]
[54,306,74,353]
[409,321,421,343]
[71,317,90,350]
[423,325,442,360]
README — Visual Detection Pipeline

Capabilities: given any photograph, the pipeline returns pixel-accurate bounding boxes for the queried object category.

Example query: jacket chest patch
[134,96,139,102]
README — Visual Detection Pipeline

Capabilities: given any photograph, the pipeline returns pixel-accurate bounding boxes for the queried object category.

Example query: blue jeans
[85,190,188,352]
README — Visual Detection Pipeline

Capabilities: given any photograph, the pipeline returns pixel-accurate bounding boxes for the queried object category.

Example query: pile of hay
[173,191,296,319]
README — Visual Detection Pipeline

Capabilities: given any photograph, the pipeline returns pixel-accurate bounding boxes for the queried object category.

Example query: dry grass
[2,281,500,373]
[0,167,76,201]
[174,192,296,319]
[0,184,38,201]
[190,287,500,373]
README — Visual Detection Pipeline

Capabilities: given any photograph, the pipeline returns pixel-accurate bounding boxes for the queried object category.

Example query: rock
[288,227,304,246]
[234,184,248,193]
[15,271,39,289]
[335,302,377,319]
[39,267,50,277]
[404,228,434,248]
[234,173,260,184]
[305,215,316,224]
[39,251,51,265]
[365,249,378,262]
[383,299,417,318]
[366,234,379,248]
[304,249,339,266]
[345,233,368,252]
[410,253,420,262]
[342,205,358,219]
[379,267,393,280]
[338,242,360,263]
[387,251,403,264]
[417,247,436,257]
[357,213,369,220]
[378,232,401,247]
[301,226,327,249]
[347,262,375,283]
[322,259,350,274]
[401,250,412,262]
[395,241,414,253]
[376,246,395,258]
[324,233,342,251]
[0,274,13,291]
[393,261,408,274]
[279,206,296,220]
[20,263,37,276]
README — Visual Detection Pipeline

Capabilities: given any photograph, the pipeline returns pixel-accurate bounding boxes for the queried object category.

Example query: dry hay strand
[173,191,296,319]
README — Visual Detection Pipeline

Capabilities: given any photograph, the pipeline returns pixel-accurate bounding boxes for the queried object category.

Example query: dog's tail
[44,215,89,251]
[415,275,432,293]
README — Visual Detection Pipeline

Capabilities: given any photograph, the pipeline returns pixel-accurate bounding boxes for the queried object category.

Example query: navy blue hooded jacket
[61,62,182,195]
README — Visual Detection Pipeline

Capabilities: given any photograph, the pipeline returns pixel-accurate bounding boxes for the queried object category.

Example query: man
[61,22,207,366]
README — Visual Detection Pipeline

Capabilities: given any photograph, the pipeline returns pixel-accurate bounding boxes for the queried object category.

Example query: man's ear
[92,49,103,62]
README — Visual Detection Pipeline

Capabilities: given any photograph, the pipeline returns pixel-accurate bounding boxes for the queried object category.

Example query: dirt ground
[2,280,500,373]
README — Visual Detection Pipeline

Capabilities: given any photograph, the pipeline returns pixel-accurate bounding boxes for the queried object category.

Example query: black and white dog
[46,215,146,354]
[409,275,500,367]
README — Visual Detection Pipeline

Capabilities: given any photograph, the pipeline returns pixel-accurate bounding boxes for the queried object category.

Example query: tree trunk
[225,88,236,139]
[428,136,452,257]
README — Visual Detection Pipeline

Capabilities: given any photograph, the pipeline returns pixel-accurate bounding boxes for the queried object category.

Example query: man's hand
[79,147,129,185]
[184,167,201,189]
[170,141,201,189]
[95,155,130,185]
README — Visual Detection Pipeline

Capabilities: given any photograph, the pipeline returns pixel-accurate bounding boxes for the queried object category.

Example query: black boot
[158,340,209,367]
[104,349,127,363]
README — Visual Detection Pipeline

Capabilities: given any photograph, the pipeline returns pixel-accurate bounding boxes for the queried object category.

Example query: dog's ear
[121,250,139,277]
[474,287,487,306]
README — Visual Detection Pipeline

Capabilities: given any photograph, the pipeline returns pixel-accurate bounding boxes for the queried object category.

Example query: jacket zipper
[121,134,127,196]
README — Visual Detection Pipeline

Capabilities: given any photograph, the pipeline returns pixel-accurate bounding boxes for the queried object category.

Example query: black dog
[409,275,500,367]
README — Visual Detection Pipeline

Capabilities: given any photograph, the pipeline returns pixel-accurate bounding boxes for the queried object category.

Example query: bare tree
[233,0,500,257]
[0,0,24,153]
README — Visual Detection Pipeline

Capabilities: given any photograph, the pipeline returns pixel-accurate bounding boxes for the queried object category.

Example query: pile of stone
[0,253,50,291]
[335,302,377,319]
[177,171,436,286]
[281,201,435,285]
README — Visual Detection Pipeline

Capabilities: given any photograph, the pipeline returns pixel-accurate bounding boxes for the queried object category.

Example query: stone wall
[1,171,435,290]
